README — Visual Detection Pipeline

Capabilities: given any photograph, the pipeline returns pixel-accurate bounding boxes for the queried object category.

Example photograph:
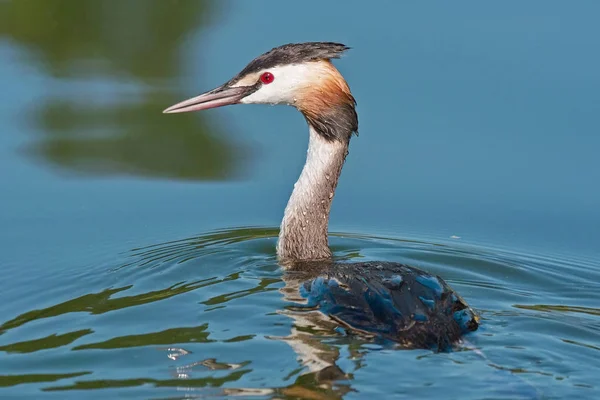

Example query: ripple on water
[0,227,598,399]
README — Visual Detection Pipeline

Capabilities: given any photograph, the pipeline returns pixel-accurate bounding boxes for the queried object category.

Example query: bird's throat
[277,125,349,263]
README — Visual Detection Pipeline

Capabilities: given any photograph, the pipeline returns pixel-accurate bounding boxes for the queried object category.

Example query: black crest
[237,42,350,76]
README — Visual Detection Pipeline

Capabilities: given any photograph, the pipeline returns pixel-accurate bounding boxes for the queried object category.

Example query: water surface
[1,1,599,399]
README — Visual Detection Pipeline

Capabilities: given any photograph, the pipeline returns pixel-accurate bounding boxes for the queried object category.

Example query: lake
[1,1,599,399]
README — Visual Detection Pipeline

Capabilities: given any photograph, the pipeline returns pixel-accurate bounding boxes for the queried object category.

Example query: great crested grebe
[164,42,478,350]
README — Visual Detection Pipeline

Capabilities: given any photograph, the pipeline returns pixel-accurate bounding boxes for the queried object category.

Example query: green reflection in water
[201,277,280,306]
[0,329,93,354]
[73,324,214,350]
[0,372,91,388]
[1,0,240,180]
[222,334,255,343]
[0,274,240,334]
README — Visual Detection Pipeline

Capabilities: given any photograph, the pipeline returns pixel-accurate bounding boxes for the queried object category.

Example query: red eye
[260,72,274,84]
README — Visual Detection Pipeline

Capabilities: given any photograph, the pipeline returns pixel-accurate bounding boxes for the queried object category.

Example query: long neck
[277,125,349,262]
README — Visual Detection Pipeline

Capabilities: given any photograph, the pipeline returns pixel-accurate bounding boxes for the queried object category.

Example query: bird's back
[295,261,479,351]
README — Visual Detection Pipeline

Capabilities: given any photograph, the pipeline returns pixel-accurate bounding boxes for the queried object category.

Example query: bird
[164,42,479,351]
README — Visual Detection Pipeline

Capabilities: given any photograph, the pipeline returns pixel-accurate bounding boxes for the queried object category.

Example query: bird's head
[164,42,358,142]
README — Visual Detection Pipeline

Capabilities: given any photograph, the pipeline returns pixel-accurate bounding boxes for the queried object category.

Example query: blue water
[1,1,599,398]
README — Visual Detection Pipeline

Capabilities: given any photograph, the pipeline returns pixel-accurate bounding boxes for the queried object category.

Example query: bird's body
[293,261,477,351]
[164,42,479,350]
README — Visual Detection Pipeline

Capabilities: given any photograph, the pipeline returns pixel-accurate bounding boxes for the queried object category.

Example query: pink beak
[163,85,250,114]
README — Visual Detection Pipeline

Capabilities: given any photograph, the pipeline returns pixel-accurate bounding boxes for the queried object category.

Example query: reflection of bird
[164,42,478,350]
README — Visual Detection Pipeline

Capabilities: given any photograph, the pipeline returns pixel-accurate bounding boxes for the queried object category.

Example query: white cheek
[239,64,314,105]
[240,83,295,104]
